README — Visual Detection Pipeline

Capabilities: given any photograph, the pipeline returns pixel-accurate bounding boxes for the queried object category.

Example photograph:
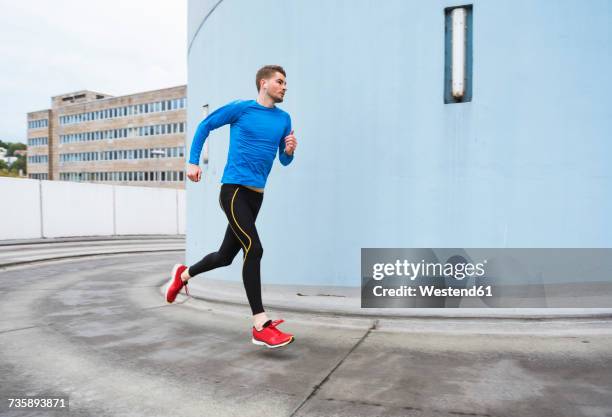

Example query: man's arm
[188,100,246,165]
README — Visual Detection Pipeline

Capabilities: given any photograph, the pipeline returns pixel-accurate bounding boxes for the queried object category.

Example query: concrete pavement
[0,241,611,416]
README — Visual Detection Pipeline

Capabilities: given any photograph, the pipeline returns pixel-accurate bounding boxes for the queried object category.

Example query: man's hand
[186,163,202,182]
[284,129,297,155]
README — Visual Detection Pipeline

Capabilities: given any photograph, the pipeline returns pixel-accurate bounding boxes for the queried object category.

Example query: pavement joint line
[0,242,184,254]
[130,285,165,288]
[316,396,497,417]
[288,319,379,417]
[0,324,49,336]
[142,303,183,311]
[0,250,184,270]
[0,236,185,247]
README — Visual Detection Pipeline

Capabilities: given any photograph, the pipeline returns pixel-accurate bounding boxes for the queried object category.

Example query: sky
[0,0,187,143]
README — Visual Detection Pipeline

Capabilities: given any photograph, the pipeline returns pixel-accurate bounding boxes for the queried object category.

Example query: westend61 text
[373,285,493,297]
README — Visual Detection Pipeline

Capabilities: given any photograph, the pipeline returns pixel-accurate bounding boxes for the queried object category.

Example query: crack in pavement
[288,319,379,417]
[0,324,50,336]
[318,396,498,417]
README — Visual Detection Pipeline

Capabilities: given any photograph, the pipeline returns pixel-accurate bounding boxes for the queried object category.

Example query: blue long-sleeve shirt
[189,99,294,188]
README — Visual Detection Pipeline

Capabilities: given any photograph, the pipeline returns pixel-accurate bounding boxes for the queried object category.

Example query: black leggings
[188,183,265,315]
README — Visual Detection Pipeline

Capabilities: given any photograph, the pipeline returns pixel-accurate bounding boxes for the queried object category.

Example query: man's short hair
[256,65,286,92]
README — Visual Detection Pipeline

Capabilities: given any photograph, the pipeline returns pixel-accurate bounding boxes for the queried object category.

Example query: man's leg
[219,185,268,329]
[182,224,242,281]
[181,185,244,282]
[165,188,243,304]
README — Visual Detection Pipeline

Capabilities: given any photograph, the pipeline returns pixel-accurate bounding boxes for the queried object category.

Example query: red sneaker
[165,264,189,303]
[252,319,294,348]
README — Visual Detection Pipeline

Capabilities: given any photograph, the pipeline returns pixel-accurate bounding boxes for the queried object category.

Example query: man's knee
[217,252,235,266]
[250,244,263,259]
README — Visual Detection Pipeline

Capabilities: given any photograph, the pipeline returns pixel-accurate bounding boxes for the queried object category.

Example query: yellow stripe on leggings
[231,188,252,260]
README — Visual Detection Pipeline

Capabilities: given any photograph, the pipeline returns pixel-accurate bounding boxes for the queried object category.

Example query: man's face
[262,72,287,103]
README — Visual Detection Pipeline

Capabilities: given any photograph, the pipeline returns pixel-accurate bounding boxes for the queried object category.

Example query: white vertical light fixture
[451,7,467,99]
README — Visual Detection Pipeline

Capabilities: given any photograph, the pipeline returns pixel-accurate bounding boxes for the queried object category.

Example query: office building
[27,85,187,188]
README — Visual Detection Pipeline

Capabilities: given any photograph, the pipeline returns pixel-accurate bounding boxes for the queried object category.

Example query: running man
[165,65,298,348]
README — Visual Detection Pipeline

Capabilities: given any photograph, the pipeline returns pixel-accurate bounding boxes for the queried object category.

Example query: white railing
[0,177,185,240]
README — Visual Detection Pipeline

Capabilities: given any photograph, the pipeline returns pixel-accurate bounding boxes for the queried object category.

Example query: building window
[27,155,48,164]
[28,119,48,129]
[29,173,48,180]
[28,137,48,146]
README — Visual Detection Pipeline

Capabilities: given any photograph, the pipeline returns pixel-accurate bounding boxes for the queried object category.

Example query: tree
[10,157,26,174]
[0,160,8,170]
[7,142,26,157]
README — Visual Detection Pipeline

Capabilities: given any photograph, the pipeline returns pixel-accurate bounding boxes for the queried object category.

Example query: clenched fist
[186,163,202,182]
[284,130,297,155]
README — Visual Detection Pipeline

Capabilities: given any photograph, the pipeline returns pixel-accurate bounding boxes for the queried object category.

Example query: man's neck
[256,95,275,108]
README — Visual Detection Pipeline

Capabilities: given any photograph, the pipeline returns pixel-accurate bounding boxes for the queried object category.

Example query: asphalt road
[1,247,611,417]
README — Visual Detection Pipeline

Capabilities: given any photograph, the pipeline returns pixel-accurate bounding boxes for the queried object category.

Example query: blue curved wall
[186,0,612,286]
